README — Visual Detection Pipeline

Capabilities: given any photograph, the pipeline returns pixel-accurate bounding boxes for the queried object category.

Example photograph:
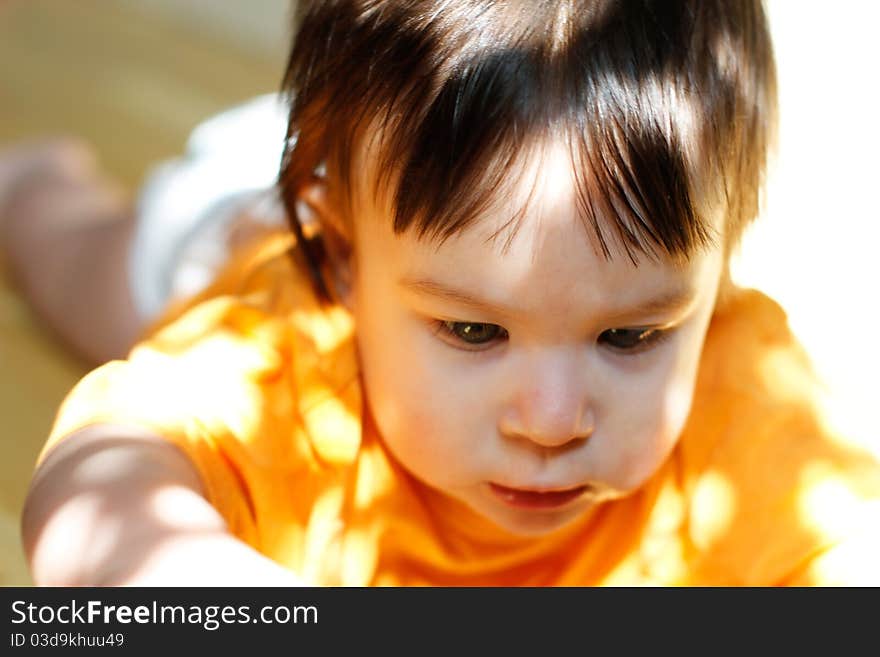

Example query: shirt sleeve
[677,288,880,586]
[40,296,287,546]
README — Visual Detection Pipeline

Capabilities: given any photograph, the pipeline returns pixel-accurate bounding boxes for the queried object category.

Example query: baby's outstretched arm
[21,425,302,586]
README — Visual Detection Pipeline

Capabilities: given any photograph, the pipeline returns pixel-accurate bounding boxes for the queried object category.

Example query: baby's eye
[438,321,508,348]
[599,327,667,352]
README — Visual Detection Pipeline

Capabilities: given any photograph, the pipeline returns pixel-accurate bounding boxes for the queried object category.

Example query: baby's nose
[501,403,594,448]
[499,357,595,448]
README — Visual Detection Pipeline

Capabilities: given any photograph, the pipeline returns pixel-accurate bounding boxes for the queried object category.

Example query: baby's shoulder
[673,288,880,583]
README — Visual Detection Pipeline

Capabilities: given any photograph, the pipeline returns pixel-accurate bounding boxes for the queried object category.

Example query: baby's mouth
[488,482,591,509]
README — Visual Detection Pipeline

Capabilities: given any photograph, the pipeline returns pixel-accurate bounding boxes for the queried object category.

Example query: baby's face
[346,142,725,536]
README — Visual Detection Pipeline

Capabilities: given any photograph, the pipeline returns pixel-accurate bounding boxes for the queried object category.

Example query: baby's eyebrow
[399,277,516,315]
[399,277,698,322]
[606,286,699,322]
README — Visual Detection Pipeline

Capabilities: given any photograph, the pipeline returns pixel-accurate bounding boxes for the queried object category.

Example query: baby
[14,0,880,585]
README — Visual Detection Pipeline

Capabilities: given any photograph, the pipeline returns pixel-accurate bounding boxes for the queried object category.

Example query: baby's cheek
[365,368,469,482]
[605,377,695,493]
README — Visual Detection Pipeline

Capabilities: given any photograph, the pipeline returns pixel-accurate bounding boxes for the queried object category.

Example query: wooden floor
[0,0,286,585]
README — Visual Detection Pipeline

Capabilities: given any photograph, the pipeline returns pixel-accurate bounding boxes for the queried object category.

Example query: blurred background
[0,0,290,585]
[0,1,877,585]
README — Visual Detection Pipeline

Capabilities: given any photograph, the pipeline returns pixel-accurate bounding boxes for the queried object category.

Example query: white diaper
[128,93,289,321]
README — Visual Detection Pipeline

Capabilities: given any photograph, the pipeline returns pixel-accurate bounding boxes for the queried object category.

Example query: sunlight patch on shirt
[301,485,345,586]
[798,461,865,541]
[689,470,736,551]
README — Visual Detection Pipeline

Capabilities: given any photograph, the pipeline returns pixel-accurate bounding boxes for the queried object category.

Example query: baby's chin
[492,504,601,539]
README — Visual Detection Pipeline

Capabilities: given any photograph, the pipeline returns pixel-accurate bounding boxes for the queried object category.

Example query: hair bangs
[373,4,718,263]
[386,45,549,244]
[281,0,776,299]
[566,71,720,264]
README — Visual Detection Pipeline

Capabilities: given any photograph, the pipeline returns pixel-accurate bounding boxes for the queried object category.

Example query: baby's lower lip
[489,482,590,509]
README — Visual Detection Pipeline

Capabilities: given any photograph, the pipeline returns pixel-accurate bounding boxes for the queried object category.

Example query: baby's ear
[295,178,355,308]
[295,176,349,242]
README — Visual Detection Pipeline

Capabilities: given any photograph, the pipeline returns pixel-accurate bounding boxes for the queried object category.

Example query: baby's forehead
[394,216,716,328]
[428,208,696,282]
[395,192,709,306]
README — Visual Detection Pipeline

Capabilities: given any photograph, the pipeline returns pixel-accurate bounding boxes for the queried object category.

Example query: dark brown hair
[279,0,776,300]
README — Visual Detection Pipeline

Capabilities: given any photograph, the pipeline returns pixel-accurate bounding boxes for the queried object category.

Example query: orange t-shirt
[42,234,880,585]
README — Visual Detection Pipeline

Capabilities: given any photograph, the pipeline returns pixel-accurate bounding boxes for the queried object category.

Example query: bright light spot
[341,525,380,586]
[798,462,862,539]
[797,499,880,586]
[689,471,736,550]
[353,442,394,510]
[150,487,222,531]
[301,396,361,465]
[301,485,345,585]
